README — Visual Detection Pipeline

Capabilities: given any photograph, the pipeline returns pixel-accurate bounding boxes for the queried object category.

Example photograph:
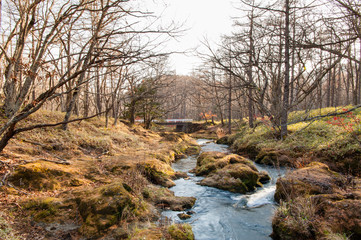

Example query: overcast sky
[149,0,240,75]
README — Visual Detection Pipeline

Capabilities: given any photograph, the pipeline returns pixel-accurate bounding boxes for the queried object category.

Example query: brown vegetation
[272,162,361,240]
[0,110,198,239]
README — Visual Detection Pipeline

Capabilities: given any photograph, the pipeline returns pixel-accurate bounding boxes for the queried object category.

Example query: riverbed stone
[172,171,189,180]
[259,170,271,183]
[177,213,191,220]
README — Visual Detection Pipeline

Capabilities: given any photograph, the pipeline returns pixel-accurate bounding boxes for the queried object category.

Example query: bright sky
[150,0,240,75]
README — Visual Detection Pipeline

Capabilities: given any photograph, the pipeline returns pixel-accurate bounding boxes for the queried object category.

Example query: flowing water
[162,139,286,240]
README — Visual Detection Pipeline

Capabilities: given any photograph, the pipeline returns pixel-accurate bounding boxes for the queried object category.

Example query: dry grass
[273,196,319,239]
[0,109,199,239]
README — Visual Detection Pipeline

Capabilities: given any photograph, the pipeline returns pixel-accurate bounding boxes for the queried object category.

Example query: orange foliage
[200,111,217,120]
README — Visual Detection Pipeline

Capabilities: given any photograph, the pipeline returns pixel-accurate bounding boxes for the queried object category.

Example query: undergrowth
[0,213,20,240]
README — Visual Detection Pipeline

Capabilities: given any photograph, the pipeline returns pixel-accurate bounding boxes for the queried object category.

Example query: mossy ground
[0,109,198,239]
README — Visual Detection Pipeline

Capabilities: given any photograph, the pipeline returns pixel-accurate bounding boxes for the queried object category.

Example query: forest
[0,0,360,240]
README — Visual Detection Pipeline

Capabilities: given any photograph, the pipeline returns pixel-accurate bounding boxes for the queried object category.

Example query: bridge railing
[135,119,193,123]
[161,119,193,123]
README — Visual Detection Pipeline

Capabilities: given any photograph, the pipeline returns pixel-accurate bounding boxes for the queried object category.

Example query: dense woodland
[0,0,360,149]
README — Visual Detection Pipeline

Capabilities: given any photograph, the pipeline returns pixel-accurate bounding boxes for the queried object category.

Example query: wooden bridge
[135,119,203,133]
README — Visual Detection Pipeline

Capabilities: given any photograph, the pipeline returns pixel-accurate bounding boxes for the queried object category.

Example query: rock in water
[194,152,270,193]
[177,213,191,220]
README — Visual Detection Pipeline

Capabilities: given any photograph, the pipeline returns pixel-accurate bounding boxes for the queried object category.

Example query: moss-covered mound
[136,160,176,188]
[194,151,228,175]
[168,224,194,240]
[9,160,84,190]
[272,162,361,240]
[274,162,345,202]
[143,185,196,211]
[194,152,270,193]
[200,163,260,193]
[129,224,194,240]
[74,182,151,238]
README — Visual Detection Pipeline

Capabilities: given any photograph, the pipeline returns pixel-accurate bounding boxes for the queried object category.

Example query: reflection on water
[162,139,286,240]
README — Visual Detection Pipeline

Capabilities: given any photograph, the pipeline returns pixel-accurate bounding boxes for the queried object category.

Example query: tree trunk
[128,99,136,125]
[281,0,290,139]
[62,89,80,130]
[228,77,232,134]
[0,123,16,152]
[248,11,255,128]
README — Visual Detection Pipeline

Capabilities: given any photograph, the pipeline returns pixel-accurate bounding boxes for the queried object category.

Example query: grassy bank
[223,107,361,175]
[0,110,199,239]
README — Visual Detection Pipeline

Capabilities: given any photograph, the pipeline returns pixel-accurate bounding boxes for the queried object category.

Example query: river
[162,139,286,240]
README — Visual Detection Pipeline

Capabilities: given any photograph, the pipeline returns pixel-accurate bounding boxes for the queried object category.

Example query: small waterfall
[232,186,276,209]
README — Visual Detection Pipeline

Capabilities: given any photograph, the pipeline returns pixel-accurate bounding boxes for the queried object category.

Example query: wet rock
[177,213,191,220]
[186,211,195,215]
[172,171,189,180]
[259,171,271,183]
